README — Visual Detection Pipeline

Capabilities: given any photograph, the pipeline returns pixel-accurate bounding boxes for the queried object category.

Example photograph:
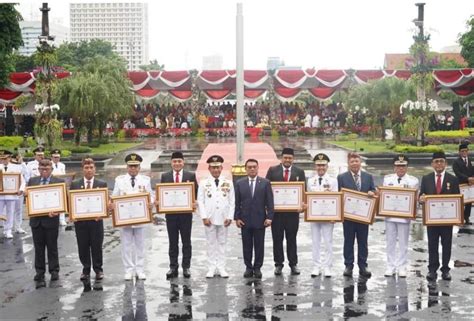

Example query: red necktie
[436,174,442,194]
[284,169,289,182]
[175,172,180,183]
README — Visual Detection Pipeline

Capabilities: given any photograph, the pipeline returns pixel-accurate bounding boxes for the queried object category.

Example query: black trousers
[427,226,453,273]
[31,225,59,275]
[166,214,192,269]
[464,203,471,221]
[271,213,299,267]
[241,227,266,269]
[74,220,104,274]
[343,221,369,269]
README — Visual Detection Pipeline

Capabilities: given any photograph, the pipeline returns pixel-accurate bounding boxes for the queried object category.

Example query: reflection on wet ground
[1,137,474,319]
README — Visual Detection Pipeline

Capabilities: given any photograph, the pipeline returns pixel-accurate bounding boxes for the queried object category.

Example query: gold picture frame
[304,192,343,222]
[341,188,378,225]
[155,183,195,214]
[423,194,464,226]
[271,181,305,212]
[377,186,418,219]
[68,188,109,221]
[0,173,21,195]
[460,184,474,204]
[111,192,152,227]
[26,183,68,217]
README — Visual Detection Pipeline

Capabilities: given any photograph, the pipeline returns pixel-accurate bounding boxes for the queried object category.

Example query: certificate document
[117,200,147,220]
[341,188,377,224]
[156,183,194,213]
[305,192,343,222]
[460,184,474,204]
[271,182,305,212]
[69,188,108,221]
[26,183,67,217]
[111,193,152,227]
[423,194,463,226]
[378,186,417,219]
[0,173,20,194]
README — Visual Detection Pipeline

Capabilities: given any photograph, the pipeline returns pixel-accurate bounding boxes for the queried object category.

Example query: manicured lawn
[327,140,459,153]
[60,141,142,155]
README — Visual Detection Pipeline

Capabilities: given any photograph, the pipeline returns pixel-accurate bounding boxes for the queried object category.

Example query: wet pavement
[1,137,474,320]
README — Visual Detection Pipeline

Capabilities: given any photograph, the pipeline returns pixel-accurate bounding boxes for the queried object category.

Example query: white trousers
[385,221,410,270]
[311,223,334,269]
[14,196,24,230]
[205,224,228,270]
[0,200,16,234]
[121,227,145,274]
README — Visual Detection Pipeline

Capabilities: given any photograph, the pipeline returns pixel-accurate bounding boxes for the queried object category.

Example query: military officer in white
[382,154,419,278]
[197,155,235,278]
[26,147,45,182]
[111,153,154,281]
[0,150,26,239]
[307,153,338,278]
[51,149,67,226]
[11,153,28,234]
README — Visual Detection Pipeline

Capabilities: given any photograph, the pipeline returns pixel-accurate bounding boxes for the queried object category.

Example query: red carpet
[196,143,278,181]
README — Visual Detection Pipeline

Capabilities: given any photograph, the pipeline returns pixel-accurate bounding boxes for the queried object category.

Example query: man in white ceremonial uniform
[26,147,45,182]
[51,149,67,226]
[197,155,235,278]
[383,154,419,278]
[307,153,338,278]
[10,153,28,234]
[0,150,26,239]
[111,153,154,281]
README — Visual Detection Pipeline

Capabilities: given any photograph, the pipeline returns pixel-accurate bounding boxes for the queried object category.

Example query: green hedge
[70,146,92,153]
[425,130,470,138]
[0,136,36,150]
[394,145,444,153]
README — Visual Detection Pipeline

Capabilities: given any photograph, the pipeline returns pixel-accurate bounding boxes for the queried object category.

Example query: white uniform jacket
[382,173,419,223]
[307,174,339,193]
[52,162,66,175]
[197,175,235,225]
[0,163,26,201]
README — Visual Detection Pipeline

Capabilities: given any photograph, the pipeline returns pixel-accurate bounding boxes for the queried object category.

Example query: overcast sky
[12,0,474,70]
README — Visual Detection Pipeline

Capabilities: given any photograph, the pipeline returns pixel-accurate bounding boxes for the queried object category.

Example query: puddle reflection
[122,280,147,321]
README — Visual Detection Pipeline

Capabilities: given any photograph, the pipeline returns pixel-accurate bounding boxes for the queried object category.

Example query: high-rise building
[70,2,149,70]
[18,21,69,56]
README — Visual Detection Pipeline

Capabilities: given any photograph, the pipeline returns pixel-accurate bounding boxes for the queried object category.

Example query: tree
[55,56,133,144]
[459,16,474,67]
[0,4,23,88]
[12,52,36,72]
[139,59,165,71]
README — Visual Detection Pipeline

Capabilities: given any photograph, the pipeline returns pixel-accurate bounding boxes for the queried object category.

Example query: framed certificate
[54,172,76,188]
[26,183,68,217]
[68,188,109,221]
[459,184,474,204]
[0,173,21,195]
[377,186,418,219]
[341,188,378,224]
[111,193,152,227]
[271,181,305,212]
[305,192,343,222]
[423,194,463,226]
[156,183,195,214]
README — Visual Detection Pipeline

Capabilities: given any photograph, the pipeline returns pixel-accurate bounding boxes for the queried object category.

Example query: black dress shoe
[80,273,90,281]
[34,273,45,281]
[243,269,253,278]
[35,280,46,289]
[95,272,104,280]
[343,267,353,277]
[166,269,178,279]
[441,272,452,281]
[183,268,191,278]
[274,266,283,276]
[253,269,262,279]
[51,272,59,281]
[426,272,437,281]
[359,268,372,278]
[290,266,300,275]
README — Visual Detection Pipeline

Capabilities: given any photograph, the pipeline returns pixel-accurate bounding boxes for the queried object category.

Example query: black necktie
[55,164,58,169]
[397,177,402,184]
[131,176,135,188]
[4,166,7,172]
[465,158,469,167]
[318,177,323,185]
[41,178,47,185]
[215,178,219,187]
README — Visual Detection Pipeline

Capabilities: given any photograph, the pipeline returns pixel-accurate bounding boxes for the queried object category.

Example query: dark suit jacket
[420,172,460,195]
[28,176,65,228]
[265,164,306,185]
[160,170,198,216]
[337,171,376,193]
[234,176,274,229]
[452,157,473,184]
[70,177,108,190]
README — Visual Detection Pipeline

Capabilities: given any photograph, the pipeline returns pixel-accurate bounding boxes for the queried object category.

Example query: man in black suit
[28,159,65,288]
[452,143,474,225]
[70,157,108,281]
[234,158,274,279]
[158,151,198,279]
[337,152,376,278]
[420,151,460,281]
[265,147,306,275]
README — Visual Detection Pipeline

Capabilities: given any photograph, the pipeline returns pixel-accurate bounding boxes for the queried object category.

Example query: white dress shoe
[398,267,407,278]
[384,269,395,277]
[59,220,67,226]
[206,270,215,278]
[136,272,146,280]
[218,268,229,278]
[15,227,26,234]
[311,267,320,277]
[5,231,13,239]
[323,267,332,277]
[124,272,133,281]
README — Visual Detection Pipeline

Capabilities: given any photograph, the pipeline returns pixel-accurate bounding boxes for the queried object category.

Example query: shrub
[70,146,92,153]
[425,130,470,138]
[0,136,36,149]
[88,142,100,148]
[116,129,126,141]
[394,145,444,153]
